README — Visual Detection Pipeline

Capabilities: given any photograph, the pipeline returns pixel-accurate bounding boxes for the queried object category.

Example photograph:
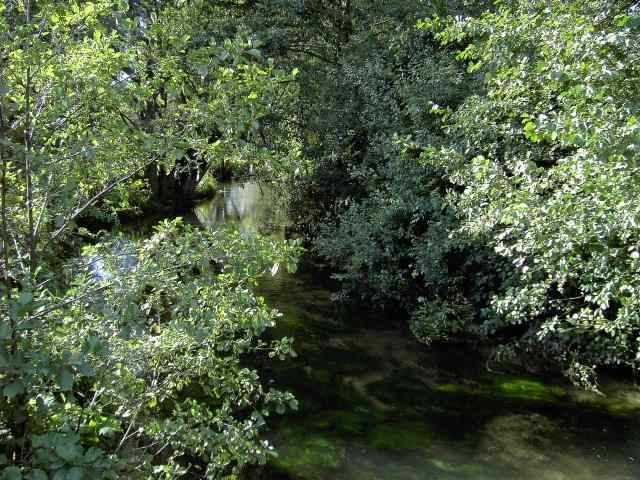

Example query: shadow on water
[194,181,640,480]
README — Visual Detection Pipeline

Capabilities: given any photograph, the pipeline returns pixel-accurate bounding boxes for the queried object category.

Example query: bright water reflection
[193,181,640,480]
[194,181,287,239]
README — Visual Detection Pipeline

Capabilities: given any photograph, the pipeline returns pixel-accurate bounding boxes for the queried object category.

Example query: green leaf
[3,382,24,399]
[98,427,118,438]
[57,369,74,391]
[27,470,47,480]
[54,442,82,462]
[0,323,11,340]
[83,448,104,463]
[523,121,540,142]
[65,467,84,480]
[1,467,22,480]
[17,292,33,306]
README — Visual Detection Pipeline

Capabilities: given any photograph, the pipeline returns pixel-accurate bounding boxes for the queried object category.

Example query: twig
[287,47,341,66]
[33,171,54,241]
[115,415,139,454]
[31,284,111,319]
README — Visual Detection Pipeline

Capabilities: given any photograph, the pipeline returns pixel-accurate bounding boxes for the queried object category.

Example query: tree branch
[286,47,341,66]
[51,156,158,239]
[31,284,112,319]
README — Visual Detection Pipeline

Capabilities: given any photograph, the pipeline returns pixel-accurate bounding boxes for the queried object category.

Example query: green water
[194,182,640,480]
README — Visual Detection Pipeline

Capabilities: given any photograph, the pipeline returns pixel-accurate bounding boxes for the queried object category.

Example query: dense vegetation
[0,1,301,478]
[1,0,639,478]
[291,0,640,389]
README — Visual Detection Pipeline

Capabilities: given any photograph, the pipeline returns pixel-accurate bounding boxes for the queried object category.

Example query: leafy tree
[419,0,640,386]
[0,0,302,477]
[291,0,497,333]
[37,221,300,478]
[291,0,640,388]
[119,0,300,210]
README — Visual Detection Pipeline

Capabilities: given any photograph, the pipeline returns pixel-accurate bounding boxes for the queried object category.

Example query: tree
[291,0,495,334]
[120,0,300,210]
[0,1,302,477]
[420,0,640,387]
[290,0,640,388]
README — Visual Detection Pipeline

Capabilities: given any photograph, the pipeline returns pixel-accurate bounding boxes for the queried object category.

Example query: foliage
[3,3,640,479]
[291,0,640,387]
[121,0,301,208]
[33,221,299,478]
[2,218,302,478]
[297,0,500,336]
[418,0,640,386]
[0,0,303,477]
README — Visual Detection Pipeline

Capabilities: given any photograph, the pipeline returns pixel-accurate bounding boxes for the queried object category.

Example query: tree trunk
[145,150,210,211]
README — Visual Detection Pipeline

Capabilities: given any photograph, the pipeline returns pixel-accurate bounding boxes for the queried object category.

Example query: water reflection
[194,181,288,239]
[89,239,137,281]
[258,268,640,480]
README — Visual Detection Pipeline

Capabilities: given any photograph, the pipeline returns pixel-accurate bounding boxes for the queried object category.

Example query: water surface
[195,181,640,480]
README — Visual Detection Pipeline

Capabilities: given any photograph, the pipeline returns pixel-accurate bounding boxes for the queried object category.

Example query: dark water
[194,182,640,480]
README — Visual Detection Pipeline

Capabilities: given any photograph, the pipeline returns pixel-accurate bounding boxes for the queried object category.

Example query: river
[193,181,640,480]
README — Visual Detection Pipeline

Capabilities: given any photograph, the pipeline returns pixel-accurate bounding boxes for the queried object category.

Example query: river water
[194,181,640,480]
